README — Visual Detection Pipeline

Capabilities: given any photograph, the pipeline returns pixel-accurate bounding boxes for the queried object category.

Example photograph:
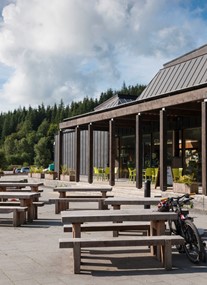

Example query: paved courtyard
[0,175,207,284]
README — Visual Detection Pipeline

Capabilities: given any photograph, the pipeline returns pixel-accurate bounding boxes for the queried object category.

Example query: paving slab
[0,175,207,284]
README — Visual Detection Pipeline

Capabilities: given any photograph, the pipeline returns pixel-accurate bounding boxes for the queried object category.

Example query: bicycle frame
[165,193,206,263]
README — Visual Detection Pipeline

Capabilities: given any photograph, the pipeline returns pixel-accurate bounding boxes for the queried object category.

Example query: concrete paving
[0,175,207,284]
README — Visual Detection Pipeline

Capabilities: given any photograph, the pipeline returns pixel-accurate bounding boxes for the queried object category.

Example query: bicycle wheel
[182,219,205,263]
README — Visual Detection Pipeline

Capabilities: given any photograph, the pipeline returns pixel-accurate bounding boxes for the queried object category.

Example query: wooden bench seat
[0,206,28,227]
[0,201,44,206]
[49,197,109,213]
[66,195,113,198]
[59,235,185,273]
[63,221,151,237]
[0,201,44,219]
[0,201,20,206]
[6,188,44,193]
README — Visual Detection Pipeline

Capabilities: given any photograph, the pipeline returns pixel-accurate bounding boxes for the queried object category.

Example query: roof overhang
[59,87,207,130]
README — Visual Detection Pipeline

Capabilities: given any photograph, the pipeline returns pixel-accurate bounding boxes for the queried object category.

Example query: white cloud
[0,0,207,112]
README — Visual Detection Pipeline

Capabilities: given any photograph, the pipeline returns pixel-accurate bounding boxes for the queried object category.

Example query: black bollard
[144,179,151,209]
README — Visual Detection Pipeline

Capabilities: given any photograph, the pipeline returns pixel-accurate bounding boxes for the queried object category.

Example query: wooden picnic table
[0,192,40,222]
[61,209,180,272]
[61,208,177,238]
[0,182,43,192]
[53,186,113,212]
[53,186,112,198]
[104,197,161,210]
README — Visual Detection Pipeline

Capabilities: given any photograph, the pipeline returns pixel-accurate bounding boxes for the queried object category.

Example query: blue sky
[0,0,207,112]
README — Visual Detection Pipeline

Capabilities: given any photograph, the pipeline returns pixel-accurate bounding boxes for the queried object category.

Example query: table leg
[31,186,38,192]
[101,191,107,198]
[150,220,166,260]
[33,196,39,219]
[20,199,34,223]
[59,192,68,212]
[112,204,121,236]
[72,223,81,238]
[98,200,104,210]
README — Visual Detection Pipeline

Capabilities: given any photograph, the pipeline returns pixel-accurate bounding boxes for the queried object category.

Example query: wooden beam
[59,87,207,130]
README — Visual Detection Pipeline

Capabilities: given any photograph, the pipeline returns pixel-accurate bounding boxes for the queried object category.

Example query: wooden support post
[88,123,93,184]
[202,101,207,196]
[181,129,186,173]
[172,130,179,157]
[109,119,115,186]
[136,113,143,189]
[57,130,63,180]
[75,126,80,182]
[160,108,167,191]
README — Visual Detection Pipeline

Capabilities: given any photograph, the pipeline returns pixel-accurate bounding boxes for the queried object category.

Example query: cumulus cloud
[0,0,207,111]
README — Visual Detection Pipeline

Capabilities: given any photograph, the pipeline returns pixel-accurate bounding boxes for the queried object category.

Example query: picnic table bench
[61,209,177,238]
[63,198,161,236]
[0,205,28,226]
[104,197,161,210]
[0,192,40,222]
[59,235,185,273]
[0,182,43,192]
[0,179,28,183]
[0,201,44,219]
[52,186,113,213]
[49,197,109,212]
[63,221,151,237]
[5,188,43,193]
[61,206,177,270]
[54,186,113,198]
[59,206,182,273]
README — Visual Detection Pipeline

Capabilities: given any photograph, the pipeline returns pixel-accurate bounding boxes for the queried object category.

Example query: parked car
[20,167,30,173]
[15,168,21,173]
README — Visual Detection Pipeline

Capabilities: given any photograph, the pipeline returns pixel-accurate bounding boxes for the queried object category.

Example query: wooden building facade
[54,129,109,175]
[55,44,207,195]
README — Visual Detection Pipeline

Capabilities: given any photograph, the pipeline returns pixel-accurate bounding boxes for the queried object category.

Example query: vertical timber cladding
[54,135,59,172]
[93,130,109,169]
[80,130,109,175]
[62,130,75,170]
[80,130,88,175]
[60,129,109,175]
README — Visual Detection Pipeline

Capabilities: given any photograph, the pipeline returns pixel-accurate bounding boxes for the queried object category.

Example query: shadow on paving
[72,248,207,277]
[21,218,63,228]
[0,217,62,228]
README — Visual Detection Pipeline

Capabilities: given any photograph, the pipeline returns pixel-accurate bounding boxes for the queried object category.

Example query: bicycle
[158,193,206,264]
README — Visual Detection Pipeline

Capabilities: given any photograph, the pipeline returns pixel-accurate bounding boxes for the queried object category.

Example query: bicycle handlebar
[161,193,194,206]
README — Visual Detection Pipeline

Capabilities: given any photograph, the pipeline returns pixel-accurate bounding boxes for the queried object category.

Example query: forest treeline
[0,83,145,170]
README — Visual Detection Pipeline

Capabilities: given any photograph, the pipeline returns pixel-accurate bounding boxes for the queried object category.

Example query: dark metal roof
[60,44,207,129]
[138,45,207,101]
[94,94,138,111]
